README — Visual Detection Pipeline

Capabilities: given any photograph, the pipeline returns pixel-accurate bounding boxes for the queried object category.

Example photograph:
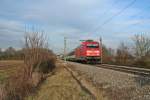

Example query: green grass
[0,73,8,84]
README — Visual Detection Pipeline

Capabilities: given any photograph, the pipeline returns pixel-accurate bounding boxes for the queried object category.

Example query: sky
[0,0,150,54]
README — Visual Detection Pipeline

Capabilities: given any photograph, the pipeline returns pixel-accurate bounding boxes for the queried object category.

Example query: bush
[38,60,55,73]
[2,49,56,100]
[33,50,56,74]
[1,33,57,99]
[4,67,32,100]
[134,57,150,68]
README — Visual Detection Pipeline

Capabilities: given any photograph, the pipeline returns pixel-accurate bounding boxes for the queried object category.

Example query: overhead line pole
[100,37,103,64]
[64,37,66,62]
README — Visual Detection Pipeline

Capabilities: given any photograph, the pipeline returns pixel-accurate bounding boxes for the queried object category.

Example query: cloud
[0,18,25,48]
[0,0,150,53]
[0,19,24,34]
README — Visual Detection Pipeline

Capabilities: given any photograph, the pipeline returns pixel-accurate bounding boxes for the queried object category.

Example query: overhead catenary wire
[102,0,121,16]
[109,5,150,34]
[93,0,137,33]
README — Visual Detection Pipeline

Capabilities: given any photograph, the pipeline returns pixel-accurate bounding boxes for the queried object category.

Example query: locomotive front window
[87,44,99,48]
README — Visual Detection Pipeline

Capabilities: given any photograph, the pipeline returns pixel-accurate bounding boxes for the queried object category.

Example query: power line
[93,0,137,33]
[102,0,120,16]
[110,5,150,34]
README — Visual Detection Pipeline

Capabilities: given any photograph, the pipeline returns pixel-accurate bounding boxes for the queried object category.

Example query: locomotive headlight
[87,53,90,56]
[94,51,100,53]
[86,50,92,53]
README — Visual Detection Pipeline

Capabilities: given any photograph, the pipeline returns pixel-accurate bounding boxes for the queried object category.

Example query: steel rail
[96,64,150,77]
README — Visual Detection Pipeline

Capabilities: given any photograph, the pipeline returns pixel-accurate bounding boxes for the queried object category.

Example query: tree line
[0,47,24,60]
[103,34,150,68]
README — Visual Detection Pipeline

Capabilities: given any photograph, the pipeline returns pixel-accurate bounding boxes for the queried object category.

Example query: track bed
[68,62,150,100]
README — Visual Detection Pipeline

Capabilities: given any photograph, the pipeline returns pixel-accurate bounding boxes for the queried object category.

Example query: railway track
[96,64,150,77]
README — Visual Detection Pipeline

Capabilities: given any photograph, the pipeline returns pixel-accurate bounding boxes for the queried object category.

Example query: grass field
[0,60,24,84]
[26,62,94,100]
[0,60,101,99]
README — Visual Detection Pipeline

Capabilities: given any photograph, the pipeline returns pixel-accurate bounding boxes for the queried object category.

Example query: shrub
[134,57,150,68]
[2,32,56,100]
[4,50,56,100]
[38,59,55,73]
[4,67,32,100]
[32,49,56,74]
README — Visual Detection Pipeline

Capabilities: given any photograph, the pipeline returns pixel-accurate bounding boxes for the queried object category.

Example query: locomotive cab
[86,43,100,56]
[75,40,101,64]
[85,41,101,63]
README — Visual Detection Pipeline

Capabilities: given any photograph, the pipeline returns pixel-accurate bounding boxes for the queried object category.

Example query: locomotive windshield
[87,44,99,48]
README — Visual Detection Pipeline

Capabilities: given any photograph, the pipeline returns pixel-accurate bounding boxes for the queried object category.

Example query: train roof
[81,40,99,44]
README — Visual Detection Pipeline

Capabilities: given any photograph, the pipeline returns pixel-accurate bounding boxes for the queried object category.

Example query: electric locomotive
[75,40,101,63]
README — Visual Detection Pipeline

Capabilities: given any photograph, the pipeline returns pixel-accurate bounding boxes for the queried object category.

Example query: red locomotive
[75,40,101,63]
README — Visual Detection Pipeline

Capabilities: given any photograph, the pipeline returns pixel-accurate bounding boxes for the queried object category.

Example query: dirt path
[64,63,105,100]
[26,62,98,100]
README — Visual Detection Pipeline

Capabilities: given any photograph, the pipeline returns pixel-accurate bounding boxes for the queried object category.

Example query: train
[67,40,102,64]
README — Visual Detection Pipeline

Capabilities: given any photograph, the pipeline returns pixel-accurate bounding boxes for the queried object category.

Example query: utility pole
[64,37,67,62]
[100,37,103,64]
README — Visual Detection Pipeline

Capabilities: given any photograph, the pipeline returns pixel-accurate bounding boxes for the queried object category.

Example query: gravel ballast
[68,62,150,100]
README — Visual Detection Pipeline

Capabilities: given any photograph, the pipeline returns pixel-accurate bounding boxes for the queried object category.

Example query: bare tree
[116,42,132,65]
[0,48,2,53]
[0,48,1,60]
[3,31,56,100]
[133,34,150,58]
[102,45,115,63]
[5,47,16,55]
[24,32,49,77]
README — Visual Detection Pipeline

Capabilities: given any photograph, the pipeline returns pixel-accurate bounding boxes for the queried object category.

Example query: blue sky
[0,0,150,53]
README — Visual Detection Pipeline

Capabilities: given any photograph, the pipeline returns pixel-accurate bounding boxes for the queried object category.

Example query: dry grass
[0,60,24,84]
[0,33,57,100]
[0,60,24,100]
[26,62,93,100]
[3,53,56,100]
